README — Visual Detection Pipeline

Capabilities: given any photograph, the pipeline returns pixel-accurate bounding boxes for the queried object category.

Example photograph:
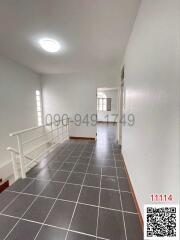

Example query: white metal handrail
[7,120,70,180]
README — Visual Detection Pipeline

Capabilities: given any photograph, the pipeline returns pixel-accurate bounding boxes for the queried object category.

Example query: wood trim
[69,136,96,140]
[122,155,144,231]
[97,121,117,124]
[0,180,9,193]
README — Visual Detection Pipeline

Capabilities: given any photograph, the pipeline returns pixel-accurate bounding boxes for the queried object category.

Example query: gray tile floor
[0,124,143,240]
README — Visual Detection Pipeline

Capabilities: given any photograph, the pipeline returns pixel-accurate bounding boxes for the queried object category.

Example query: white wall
[97,89,118,122]
[41,72,97,138]
[96,67,120,89]
[122,0,180,215]
[0,56,41,179]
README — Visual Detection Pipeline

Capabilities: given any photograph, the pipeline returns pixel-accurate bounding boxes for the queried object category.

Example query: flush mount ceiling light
[39,38,61,53]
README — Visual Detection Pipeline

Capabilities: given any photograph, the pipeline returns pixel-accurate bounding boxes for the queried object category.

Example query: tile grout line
[113,144,128,240]
[96,166,102,239]
[6,182,131,194]
[2,143,79,240]
[0,179,36,214]
[33,142,88,240]
[64,143,95,240]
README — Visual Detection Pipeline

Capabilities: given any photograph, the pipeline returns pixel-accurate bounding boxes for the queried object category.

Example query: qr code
[144,205,179,239]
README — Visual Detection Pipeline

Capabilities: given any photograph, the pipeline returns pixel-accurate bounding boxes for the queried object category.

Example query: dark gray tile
[0,191,18,212]
[37,169,56,180]
[23,197,54,223]
[70,204,98,235]
[84,174,100,187]
[47,161,61,170]
[67,231,96,240]
[23,180,48,195]
[40,181,64,198]
[52,171,70,182]
[121,192,137,213]
[79,186,99,206]
[73,164,88,173]
[8,178,33,192]
[67,172,85,184]
[87,166,101,175]
[100,189,121,210]
[65,157,77,163]
[45,200,75,228]
[60,163,75,171]
[117,168,127,178]
[116,161,124,168]
[6,220,41,240]
[0,215,18,240]
[3,194,35,217]
[101,176,118,190]
[124,213,143,240]
[98,208,126,240]
[118,178,131,192]
[36,225,67,240]
[102,167,116,177]
[59,184,81,201]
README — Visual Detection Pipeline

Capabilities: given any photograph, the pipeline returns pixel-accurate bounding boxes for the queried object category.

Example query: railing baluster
[17,135,26,178]
[10,150,18,181]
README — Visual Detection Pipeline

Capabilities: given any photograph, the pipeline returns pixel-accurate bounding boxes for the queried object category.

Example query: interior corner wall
[0,56,41,179]
[122,0,180,215]
[41,72,97,138]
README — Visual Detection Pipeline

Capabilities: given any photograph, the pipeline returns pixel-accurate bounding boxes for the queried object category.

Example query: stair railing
[7,119,70,180]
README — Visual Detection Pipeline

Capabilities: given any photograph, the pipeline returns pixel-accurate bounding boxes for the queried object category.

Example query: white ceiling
[0,0,140,74]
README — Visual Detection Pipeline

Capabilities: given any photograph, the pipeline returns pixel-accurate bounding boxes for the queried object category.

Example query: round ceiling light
[39,38,61,53]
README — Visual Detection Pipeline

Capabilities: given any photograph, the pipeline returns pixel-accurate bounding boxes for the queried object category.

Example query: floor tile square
[47,162,61,170]
[0,215,18,240]
[70,204,98,235]
[40,181,64,198]
[73,164,88,173]
[87,166,101,175]
[117,168,127,178]
[67,231,96,240]
[8,178,33,192]
[84,174,100,187]
[118,178,131,192]
[121,192,137,213]
[52,171,70,182]
[101,176,118,190]
[124,213,143,240]
[45,200,75,228]
[79,186,99,206]
[6,220,41,240]
[23,197,54,223]
[97,208,126,240]
[102,167,116,177]
[36,169,56,180]
[116,161,124,168]
[59,184,81,201]
[60,163,75,171]
[23,180,48,195]
[67,172,85,184]
[3,194,35,217]
[36,225,67,240]
[0,191,18,212]
[100,189,121,210]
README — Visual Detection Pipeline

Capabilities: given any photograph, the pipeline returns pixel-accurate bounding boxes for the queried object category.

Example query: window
[36,90,43,126]
[97,92,111,111]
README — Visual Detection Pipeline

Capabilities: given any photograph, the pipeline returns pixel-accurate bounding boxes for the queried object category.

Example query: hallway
[0,124,143,240]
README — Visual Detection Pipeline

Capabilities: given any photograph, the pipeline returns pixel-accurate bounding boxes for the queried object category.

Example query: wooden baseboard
[97,121,117,124]
[69,136,96,140]
[122,155,144,231]
[0,180,9,193]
